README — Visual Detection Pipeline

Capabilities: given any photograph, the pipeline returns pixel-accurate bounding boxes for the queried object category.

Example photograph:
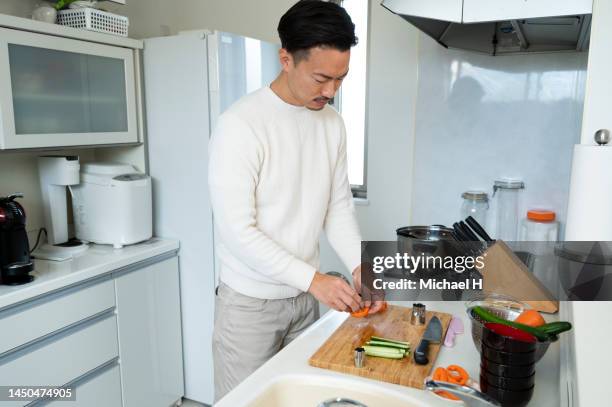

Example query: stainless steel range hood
[381,0,592,55]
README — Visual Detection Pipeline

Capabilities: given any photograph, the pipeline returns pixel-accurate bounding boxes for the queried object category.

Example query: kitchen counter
[217,301,561,407]
[0,237,179,310]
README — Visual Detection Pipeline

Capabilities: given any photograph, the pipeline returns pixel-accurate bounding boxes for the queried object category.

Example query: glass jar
[493,179,525,241]
[461,191,489,226]
[520,210,559,242]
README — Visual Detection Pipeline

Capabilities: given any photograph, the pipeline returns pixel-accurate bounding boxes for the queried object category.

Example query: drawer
[0,315,119,398]
[34,364,122,407]
[0,280,115,355]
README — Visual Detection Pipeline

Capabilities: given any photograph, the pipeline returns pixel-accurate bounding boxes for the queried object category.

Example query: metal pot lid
[462,191,489,202]
[555,242,612,265]
[396,225,454,241]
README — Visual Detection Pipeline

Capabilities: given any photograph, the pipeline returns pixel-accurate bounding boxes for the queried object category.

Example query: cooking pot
[395,225,473,301]
[396,225,456,258]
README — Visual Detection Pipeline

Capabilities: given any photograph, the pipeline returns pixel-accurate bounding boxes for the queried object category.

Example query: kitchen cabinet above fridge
[0,24,141,150]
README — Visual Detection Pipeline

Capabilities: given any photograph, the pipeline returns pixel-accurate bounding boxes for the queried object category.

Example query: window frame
[334,0,370,199]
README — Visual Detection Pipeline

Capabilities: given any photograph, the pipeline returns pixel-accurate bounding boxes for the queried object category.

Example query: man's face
[281,46,350,111]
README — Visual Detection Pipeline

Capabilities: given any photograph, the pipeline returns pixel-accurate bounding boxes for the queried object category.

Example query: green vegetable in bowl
[472,306,572,342]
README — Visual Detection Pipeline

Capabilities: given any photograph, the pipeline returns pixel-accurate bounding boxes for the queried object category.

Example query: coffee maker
[0,193,34,285]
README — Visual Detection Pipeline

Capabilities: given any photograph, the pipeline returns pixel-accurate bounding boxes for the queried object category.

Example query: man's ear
[279,48,293,73]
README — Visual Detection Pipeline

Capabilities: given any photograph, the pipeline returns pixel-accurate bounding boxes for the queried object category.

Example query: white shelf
[0,13,143,49]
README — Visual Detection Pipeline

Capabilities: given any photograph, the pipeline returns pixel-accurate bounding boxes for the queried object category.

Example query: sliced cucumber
[363,345,405,359]
[370,335,411,347]
[365,340,410,350]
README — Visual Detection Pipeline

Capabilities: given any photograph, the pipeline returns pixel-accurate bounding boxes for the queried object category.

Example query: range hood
[381,0,592,55]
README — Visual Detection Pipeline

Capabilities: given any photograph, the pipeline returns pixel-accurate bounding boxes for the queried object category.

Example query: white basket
[57,8,129,37]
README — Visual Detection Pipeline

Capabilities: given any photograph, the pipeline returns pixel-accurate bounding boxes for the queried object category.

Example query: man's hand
[308,272,361,312]
[352,265,386,315]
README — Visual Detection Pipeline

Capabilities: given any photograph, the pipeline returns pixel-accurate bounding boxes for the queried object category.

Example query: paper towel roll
[566,145,612,240]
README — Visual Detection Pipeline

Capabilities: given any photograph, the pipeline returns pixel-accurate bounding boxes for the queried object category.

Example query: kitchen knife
[452,223,471,242]
[466,216,495,243]
[459,221,480,241]
[414,316,442,365]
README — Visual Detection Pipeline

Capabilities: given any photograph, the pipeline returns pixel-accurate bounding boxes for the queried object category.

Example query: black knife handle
[452,223,469,242]
[466,216,494,242]
[414,338,430,365]
[460,221,480,241]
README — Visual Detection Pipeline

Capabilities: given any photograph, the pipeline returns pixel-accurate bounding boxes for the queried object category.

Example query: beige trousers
[212,282,319,403]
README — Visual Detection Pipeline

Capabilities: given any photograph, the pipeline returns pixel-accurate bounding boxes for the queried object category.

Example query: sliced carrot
[379,301,388,312]
[514,309,546,327]
[433,365,468,400]
[446,365,469,386]
[350,307,370,318]
[433,367,448,382]
[435,390,460,401]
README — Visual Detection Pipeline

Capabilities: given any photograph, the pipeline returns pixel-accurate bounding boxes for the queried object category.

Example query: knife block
[480,240,559,313]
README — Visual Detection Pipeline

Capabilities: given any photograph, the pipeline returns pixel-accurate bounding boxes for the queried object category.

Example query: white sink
[245,374,435,407]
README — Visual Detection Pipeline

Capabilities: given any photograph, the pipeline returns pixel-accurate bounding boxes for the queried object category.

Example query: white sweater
[208,86,362,299]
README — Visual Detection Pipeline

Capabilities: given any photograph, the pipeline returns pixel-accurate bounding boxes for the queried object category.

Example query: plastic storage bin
[57,8,129,37]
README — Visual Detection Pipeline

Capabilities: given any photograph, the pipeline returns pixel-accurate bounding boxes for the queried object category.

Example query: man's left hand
[352,265,385,315]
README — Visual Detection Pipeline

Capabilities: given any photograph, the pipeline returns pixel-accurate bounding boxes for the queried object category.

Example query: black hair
[278,0,358,62]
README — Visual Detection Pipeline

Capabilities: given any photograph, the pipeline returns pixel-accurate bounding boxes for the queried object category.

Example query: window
[339,0,369,198]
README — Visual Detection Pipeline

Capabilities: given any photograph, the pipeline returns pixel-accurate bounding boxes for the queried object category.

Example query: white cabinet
[115,256,184,407]
[0,253,183,407]
[37,364,123,407]
[381,0,463,22]
[579,0,612,144]
[0,28,139,149]
[462,0,592,23]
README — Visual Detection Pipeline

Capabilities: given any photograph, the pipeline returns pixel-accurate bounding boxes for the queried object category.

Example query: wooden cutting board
[308,305,452,389]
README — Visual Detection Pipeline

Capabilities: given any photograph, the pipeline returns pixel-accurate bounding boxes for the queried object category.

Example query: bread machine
[71,162,152,249]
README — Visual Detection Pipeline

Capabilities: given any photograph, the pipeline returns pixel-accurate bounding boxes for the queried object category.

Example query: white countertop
[217,301,561,407]
[0,237,179,310]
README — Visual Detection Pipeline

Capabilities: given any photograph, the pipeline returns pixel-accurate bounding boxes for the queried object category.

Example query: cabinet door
[115,257,184,407]
[381,0,463,23]
[0,28,138,149]
[579,0,612,144]
[463,0,592,23]
[34,364,122,407]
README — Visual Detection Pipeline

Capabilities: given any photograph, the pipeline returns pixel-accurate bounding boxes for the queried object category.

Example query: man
[208,0,383,401]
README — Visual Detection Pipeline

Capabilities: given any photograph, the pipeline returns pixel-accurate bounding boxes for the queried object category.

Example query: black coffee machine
[0,194,34,285]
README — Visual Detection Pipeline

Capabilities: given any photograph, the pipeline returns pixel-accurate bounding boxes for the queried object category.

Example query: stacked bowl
[466,294,555,406]
[479,323,536,406]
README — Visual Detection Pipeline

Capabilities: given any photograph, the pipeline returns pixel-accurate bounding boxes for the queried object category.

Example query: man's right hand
[308,272,361,313]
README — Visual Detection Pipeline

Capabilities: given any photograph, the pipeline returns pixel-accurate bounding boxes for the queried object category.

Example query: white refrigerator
[143,30,280,404]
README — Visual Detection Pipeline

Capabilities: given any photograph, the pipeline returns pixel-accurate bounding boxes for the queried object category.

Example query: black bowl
[481,342,537,366]
[481,357,535,378]
[480,369,535,391]
[482,323,537,353]
[480,378,534,407]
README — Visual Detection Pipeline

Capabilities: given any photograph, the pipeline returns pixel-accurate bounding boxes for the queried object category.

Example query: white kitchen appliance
[70,162,152,249]
[36,155,88,260]
[144,30,280,404]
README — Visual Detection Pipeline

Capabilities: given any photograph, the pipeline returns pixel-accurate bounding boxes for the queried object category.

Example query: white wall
[0,0,38,18]
[103,0,296,41]
[411,36,588,239]
[104,0,179,39]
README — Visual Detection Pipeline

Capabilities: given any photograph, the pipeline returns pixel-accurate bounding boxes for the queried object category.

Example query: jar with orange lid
[520,210,559,242]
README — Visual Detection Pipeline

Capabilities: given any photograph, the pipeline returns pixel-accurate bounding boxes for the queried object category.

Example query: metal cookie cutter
[411,303,426,325]
[354,347,366,368]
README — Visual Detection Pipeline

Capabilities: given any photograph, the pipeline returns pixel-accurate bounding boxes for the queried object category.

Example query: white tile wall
[411,36,588,239]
